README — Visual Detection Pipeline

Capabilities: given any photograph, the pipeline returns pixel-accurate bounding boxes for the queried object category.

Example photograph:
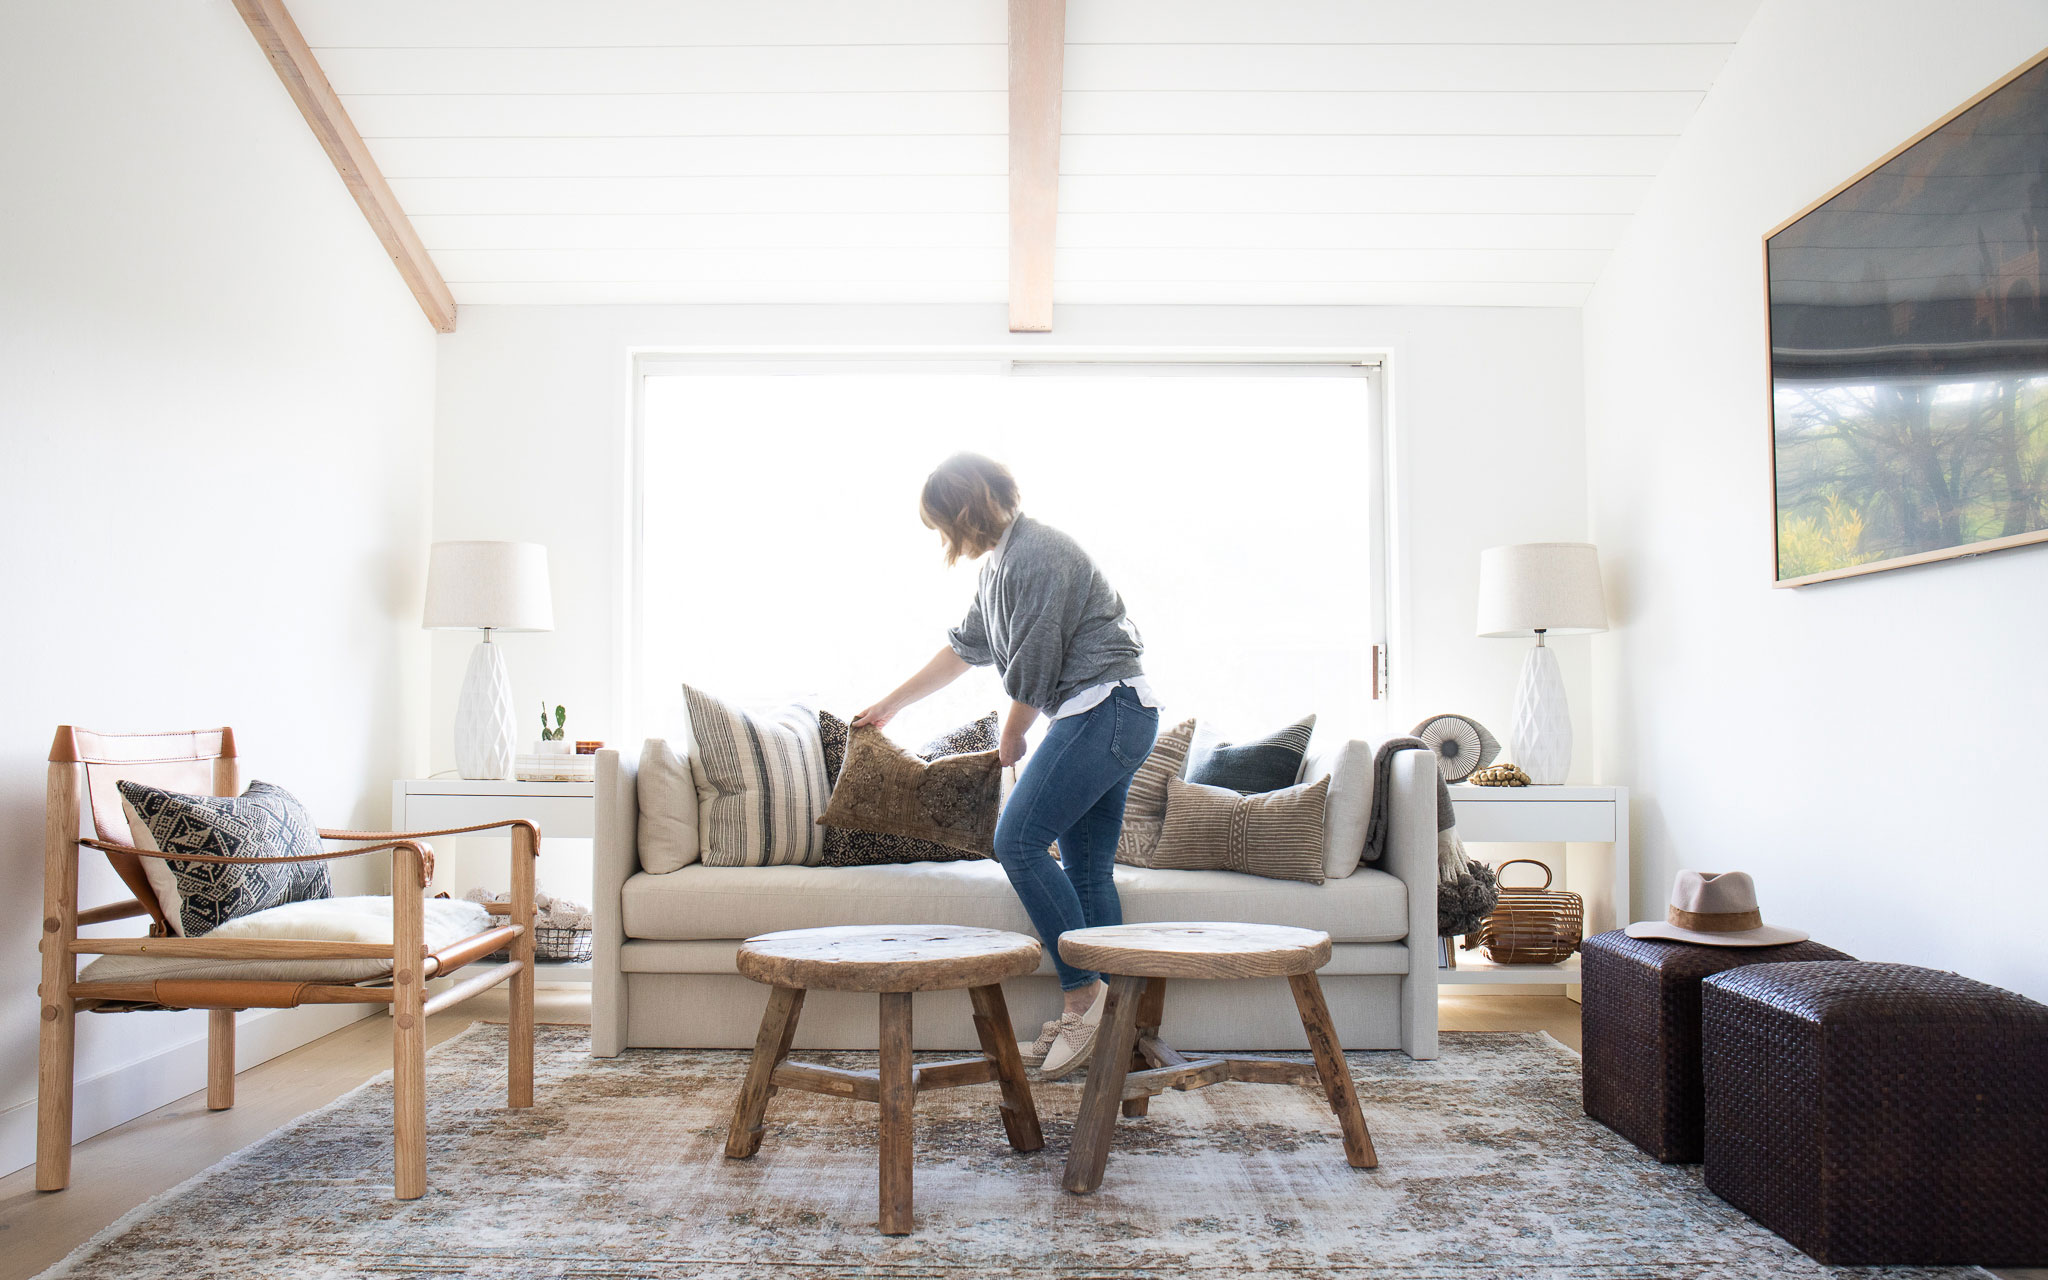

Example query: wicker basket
[1476,859,1583,964]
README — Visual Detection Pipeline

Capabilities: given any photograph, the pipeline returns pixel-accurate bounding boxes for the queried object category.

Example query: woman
[854,453,1159,1077]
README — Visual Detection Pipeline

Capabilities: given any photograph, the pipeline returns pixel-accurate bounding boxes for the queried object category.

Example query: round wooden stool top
[1058,922,1332,980]
[736,925,1042,993]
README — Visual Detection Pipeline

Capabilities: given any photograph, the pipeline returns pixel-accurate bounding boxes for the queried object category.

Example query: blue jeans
[992,685,1160,990]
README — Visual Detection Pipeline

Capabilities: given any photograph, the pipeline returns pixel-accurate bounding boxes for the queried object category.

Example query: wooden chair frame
[37,725,537,1200]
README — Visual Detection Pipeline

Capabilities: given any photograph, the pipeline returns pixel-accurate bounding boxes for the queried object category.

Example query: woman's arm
[852,646,971,728]
[999,700,1039,767]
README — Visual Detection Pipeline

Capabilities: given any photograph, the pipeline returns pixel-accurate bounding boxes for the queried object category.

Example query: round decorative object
[1411,713,1500,782]
[1469,763,1531,787]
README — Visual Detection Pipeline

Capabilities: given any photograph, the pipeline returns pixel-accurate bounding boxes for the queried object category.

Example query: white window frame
[618,347,1403,743]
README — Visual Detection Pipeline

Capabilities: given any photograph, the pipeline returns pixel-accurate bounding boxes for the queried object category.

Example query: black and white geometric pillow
[118,779,332,937]
[818,712,1000,867]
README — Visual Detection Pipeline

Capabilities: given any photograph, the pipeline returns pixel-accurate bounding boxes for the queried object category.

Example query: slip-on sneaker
[1039,986,1108,1080]
[1020,1018,1062,1065]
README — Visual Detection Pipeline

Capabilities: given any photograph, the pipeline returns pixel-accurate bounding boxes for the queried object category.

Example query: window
[634,357,1386,747]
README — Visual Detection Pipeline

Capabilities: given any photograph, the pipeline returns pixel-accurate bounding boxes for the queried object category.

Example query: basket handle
[1497,858,1553,890]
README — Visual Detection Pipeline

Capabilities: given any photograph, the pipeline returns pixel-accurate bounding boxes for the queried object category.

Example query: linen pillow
[816,725,1002,856]
[819,712,1000,866]
[118,779,332,937]
[637,739,701,873]
[1152,773,1328,885]
[1186,714,1317,794]
[1297,736,1373,880]
[684,683,830,868]
[1113,717,1196,867]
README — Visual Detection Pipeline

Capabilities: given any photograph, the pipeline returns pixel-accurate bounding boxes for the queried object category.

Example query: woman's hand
[850,702,897,729]
[998,728,1028,768]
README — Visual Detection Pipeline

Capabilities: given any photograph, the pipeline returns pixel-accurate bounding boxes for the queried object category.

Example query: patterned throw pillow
[1113,717,1196,867]
[118,780,332,937]
[816,725,1002,857]
[1151,773,1329,885]
[818,712,1000,865]
[685,683,831,867]
[1186,714,1317,794]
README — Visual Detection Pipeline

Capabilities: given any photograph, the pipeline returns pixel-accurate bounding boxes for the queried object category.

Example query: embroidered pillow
[118,779,332,937]
[685,683,831,867]
[816,725,1002,856]
[1113,717,1196,867]
[817,712,999,865]
[1186,714,1317,794]
[1152,773,1328,885]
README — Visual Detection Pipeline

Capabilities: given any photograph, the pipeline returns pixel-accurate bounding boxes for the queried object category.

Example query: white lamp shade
[423,541,554,632]
[1476,542,1607,637]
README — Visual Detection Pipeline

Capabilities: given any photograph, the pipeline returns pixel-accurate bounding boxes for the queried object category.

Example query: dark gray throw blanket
[1361,736,1500,937]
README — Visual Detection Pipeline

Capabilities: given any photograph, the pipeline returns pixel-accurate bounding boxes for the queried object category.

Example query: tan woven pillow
[1114,717,1196,867]
[816,725,1002,856]
[1152,773,1328,885]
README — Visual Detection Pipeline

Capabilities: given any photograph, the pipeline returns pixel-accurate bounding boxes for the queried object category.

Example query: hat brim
[1624,920,1809,948]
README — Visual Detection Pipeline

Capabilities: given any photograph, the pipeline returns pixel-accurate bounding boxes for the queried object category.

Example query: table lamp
[423,541,554,780]
[1476,542,1607,784]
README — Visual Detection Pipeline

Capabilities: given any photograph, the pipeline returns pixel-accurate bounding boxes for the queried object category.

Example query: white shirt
[1052,676,1161,720]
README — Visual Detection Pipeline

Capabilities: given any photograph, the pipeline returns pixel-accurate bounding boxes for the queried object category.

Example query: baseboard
[0,1003,377,1179]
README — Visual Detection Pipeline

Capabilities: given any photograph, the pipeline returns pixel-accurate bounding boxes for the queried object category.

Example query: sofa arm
[1385,746,1440,1059]
[592,747,639,1057]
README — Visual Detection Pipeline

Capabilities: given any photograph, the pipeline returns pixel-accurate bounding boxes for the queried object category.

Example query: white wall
[0,5,437,1174]
[1583,0,2048,999]
[430,302,1590,801]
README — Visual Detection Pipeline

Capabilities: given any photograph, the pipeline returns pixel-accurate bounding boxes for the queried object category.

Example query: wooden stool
[1057,921,1378,1194]
[724,925,1045,1235]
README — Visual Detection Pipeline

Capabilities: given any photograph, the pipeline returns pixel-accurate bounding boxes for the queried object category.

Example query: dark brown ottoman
[1702,962,2048,1267]
[1580,929,1852,1162]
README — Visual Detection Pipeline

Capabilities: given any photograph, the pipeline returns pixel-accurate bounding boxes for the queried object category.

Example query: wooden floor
[1,991,2035,1280]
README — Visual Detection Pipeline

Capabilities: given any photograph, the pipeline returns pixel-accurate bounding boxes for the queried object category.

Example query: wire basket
[1475,859,1583,965]
[487,925,593,965]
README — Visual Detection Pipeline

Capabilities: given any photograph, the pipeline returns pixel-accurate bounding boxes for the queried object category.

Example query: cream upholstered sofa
[591,734,1440,1058]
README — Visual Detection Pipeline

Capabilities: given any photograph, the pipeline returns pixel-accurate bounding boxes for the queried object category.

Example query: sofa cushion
[1113,717,1195,868]
[1298,735,1372,880]
[637,739,700,873]
[819,711,999,866]
[815,724,1002,856]
[684,683,829,867]
[1186,714,1315,794]
[1153,774,1328,884]
[77,895,493,985]
[620,858,1408,945]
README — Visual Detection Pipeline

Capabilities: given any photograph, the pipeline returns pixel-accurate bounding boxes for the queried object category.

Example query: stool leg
[1121,977,1168,1118]
[968,983,1044,1152]
[1062,973,1145,1195]
[1288,972,1378,1169]
[725,985,805,1159]
[878,991,915,1235]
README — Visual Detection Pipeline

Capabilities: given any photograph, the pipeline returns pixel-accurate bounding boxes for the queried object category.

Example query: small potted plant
[535,703,571,755]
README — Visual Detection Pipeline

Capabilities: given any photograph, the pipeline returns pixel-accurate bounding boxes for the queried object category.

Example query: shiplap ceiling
[289,0,1764,309]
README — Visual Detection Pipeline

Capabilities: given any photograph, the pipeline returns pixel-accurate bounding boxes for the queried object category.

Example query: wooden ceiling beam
[231,0,457,333]
[1007,0,1066,332]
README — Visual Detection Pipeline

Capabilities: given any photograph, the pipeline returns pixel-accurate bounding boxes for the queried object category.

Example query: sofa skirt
[610,942,1414,1052]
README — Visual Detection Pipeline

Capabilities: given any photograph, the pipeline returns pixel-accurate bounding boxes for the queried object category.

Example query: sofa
[591,732,1441,1057]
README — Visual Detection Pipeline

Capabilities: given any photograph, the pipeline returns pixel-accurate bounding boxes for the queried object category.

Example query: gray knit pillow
[1151,774,1328,885]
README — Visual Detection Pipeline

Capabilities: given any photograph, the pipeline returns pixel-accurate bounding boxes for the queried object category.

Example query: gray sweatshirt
[947,515,1145,714]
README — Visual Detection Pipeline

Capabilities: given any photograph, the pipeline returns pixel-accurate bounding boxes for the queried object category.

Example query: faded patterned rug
[37,1026,1988,1280]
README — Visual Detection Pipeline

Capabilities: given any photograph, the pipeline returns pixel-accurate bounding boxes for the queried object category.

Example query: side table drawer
[1452,800,1615,843]
[400,794,596,840]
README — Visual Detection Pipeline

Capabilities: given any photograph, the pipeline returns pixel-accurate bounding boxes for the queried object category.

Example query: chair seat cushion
[78,895,495,985]
[620,859,1408,944]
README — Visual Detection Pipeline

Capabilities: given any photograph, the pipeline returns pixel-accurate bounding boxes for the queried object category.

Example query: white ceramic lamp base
[454,636,517,781]
[1508,638,1572,784]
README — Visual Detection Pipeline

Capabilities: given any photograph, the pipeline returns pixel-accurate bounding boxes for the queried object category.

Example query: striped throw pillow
[684,684,829,867]
[1152,773,1328,885]
[1114,717,1196,867]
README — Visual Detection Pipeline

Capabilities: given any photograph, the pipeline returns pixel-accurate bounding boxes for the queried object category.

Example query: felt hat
[1624,870,1808,947]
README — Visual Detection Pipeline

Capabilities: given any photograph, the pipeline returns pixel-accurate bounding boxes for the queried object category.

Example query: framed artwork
[1765,47,2048,586]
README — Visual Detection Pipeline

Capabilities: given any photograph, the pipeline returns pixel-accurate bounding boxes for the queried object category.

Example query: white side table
[392,777,598,983]
[1441,783,1629,988]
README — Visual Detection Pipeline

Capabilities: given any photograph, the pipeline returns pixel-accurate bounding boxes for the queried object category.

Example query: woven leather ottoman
[1580,930,1852,1162]
[1702,962,2048,1267]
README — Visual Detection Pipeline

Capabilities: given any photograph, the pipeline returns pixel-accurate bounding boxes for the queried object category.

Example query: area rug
[38,1026,1989,1280]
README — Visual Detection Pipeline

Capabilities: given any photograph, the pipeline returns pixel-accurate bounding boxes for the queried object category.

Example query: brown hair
[920,452,1020,566]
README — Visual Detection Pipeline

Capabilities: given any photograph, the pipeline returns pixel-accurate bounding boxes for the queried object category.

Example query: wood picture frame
[1764,46,2048,587]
